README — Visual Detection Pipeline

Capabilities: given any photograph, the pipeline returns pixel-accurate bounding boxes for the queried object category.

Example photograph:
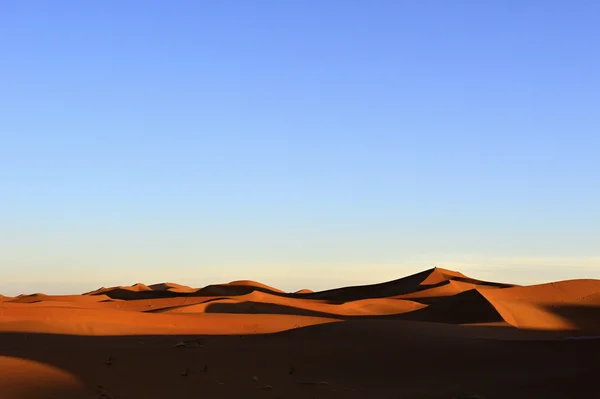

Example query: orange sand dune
[394,279,478,303]
[0,294,13,302]
[192,282,289,298]
[8,294,113,304]
[0,356,93,399]
[0,306,337,336]
[148,282,196,293]
[4,268,600,334]
[294,288,314,294]
[480,279,600,302]
[579,291,600,305]
[85,281,284,301]
[159,292,425,317]
[225,280,284,293]
[398,288,504,324]
[2,268,600,399]
[83,284,183,300]
[110,296,226,312]
[83,283,152,297]
[391,278,600,332]
[479,280,600,331]
[79,267,510,303]
[302,267,514,302]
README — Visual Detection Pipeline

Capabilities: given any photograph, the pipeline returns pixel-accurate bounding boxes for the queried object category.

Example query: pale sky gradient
[1,1,599,296]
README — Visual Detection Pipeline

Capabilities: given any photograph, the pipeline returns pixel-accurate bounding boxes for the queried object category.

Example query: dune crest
[226,280,284,293]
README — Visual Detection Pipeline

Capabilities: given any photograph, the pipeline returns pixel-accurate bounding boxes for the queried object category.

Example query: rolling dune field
[1,267,599,399]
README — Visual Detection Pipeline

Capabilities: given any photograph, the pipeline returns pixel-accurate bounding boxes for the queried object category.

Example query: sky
[1,1,599,295]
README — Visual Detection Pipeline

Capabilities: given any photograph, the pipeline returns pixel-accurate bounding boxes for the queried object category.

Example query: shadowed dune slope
[398,289,505,324]
[394,280,478,303]
[147,282,196,293]
[84,288,182,301]
[301,267,514,302]
[88,281,289,301]
[2,321,598,399]
[83,283,157,299]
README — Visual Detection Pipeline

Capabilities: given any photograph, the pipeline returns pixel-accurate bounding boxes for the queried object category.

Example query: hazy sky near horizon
[1,1,599,295]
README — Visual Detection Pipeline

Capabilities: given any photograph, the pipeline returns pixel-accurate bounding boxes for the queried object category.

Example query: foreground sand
[1,267,599,398]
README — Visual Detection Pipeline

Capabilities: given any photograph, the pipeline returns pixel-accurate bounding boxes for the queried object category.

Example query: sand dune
[225,280,284,293]
[8,294,113,304]
[479,280,600,331]
[0,306,336,336]
[0,356,92,399]
[397,289,503,324]
[158,293,425,317]
[394,279,478,303]
[3,268,599,334]
[294,288,314,294]
[2,267,600,398]
[148,282,196,293]
[299,267,514,302]
[0,294,13,302]
[84,285,183,300]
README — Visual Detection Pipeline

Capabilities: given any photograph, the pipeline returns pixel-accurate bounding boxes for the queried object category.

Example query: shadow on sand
[1,318,600,399]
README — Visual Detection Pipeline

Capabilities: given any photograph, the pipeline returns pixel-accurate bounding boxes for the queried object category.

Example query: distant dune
[2,267,600,398]
[147,282,196,293]
[294,288,314,294]
[225,280,285,293]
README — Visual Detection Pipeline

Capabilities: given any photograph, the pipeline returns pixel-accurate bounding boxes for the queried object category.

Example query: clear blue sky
[1,1,599,295]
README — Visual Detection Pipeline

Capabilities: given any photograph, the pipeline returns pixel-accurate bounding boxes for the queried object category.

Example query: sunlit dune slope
[479,280,600,331]
[8,294,112,304]
[0,356,92,399]
[0,306,337,336]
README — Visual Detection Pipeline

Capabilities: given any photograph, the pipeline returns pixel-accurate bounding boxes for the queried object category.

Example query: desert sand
[1,267,599,398]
